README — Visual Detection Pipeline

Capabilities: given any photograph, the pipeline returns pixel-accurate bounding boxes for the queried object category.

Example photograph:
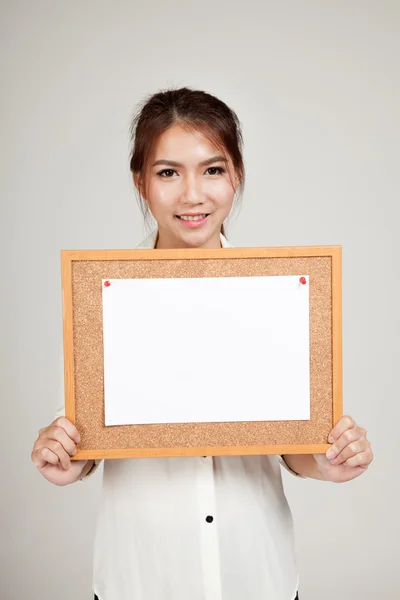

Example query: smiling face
[135,124,238,249]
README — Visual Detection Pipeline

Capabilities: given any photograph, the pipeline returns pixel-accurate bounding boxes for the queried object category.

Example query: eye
[157,169,177,177]
[206,166,225,176]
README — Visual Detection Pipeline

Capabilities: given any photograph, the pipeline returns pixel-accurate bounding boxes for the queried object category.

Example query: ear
[233,171,241,192]
[132,172,147,200]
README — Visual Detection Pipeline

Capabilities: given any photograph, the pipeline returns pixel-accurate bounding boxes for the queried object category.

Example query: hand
[31,417,88,486]
[313,415,374,483]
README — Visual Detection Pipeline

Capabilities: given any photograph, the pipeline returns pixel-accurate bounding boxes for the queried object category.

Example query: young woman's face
[138,124,238,249]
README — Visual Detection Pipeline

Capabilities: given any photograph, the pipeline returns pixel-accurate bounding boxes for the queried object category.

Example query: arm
[281,454,324,479]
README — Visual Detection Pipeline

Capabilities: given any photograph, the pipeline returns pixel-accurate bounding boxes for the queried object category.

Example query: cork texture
[71,256,333,451]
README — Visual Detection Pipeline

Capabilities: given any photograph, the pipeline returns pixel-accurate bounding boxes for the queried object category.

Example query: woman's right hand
[31,417,89,486]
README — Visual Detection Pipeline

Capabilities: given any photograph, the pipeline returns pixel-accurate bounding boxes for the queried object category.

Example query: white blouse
[55,230,302,600]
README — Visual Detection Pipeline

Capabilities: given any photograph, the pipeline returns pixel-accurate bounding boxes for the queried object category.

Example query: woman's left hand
[313,416,374,483]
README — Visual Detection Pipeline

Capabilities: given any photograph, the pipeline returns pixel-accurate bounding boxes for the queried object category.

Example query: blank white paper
[102,275,310,426]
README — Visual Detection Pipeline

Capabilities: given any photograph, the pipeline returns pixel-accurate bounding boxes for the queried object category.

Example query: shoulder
[220,233,233,248]
[136,229,157,249]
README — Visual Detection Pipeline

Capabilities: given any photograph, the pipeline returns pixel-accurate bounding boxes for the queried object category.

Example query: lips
[177,213,210,219]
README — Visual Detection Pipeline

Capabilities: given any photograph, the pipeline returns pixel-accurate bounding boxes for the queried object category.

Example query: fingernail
[326,449,335,459]
[328,435,334,443]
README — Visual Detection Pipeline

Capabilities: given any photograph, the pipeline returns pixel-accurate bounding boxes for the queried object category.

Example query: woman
[31,87,373,600]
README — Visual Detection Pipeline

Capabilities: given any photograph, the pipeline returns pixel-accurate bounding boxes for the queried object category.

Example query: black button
[206,515,214,523]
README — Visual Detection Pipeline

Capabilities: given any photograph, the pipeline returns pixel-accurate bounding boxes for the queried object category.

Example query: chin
[179,233,208,248]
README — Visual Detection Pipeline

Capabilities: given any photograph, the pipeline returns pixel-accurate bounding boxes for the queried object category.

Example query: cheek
[210,179,236,207]
[147,180,176,216]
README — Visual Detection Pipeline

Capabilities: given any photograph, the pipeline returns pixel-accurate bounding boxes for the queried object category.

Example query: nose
[181,173,205,206]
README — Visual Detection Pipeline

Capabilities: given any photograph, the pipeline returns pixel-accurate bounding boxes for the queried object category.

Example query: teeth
[179,214,207,221]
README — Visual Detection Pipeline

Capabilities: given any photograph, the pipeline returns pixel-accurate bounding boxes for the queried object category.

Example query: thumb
[34,459,48,469]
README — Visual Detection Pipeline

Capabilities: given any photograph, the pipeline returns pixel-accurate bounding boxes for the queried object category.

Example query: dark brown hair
[129,86,245,237]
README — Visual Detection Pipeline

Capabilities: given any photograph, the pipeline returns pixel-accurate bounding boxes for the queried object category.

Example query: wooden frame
[61,245,342,459]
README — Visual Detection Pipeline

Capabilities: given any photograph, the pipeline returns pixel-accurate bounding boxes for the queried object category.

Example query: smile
[176,214,209,227]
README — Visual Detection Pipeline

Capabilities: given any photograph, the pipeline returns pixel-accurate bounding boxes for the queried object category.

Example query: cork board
[61,245,342,460]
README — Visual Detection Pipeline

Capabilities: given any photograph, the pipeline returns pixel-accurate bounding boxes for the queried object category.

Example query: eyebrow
[152,155,229,168]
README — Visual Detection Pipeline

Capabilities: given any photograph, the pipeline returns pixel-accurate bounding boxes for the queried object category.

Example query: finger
[326,426,361,459]
[32,446,60,468]
[31,446,47,468]
[46,426,77,456]
[344,451,373,468]
[328,415,355,443]
[31,439,50,467]
[329,440,366,465]
[43,439,71,469]
[52,417,81,444]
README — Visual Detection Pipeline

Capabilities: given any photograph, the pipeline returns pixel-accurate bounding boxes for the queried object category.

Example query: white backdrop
[1,1,399,598]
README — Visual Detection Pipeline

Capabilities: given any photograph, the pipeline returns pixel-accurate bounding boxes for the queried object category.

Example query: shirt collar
[136,229,232,249]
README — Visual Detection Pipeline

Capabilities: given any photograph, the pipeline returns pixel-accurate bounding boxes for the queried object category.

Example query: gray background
[1,1,399,598]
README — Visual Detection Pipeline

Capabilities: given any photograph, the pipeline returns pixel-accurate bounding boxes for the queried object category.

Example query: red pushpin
[299,277,307,285]
[104,280,111,287]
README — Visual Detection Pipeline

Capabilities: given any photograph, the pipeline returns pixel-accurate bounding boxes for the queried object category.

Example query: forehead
[151,124,225,160]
